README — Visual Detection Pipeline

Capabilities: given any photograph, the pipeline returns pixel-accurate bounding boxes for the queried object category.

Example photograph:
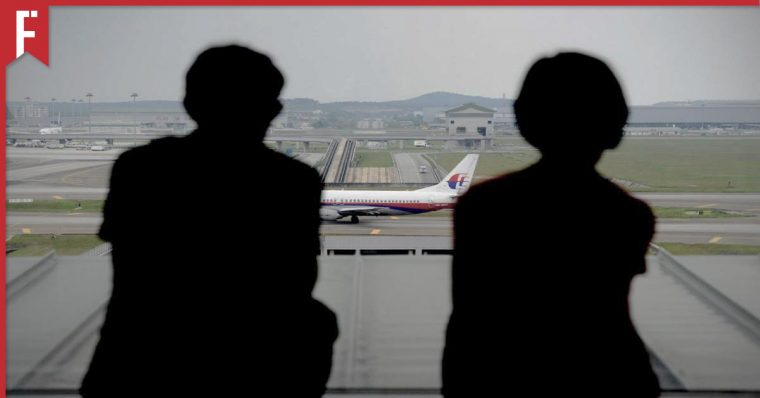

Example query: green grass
[409,209,454,217]
[354,151,394,167]
[428,151,538,181]
[7,234,105,257]
[657,242,760,255]
[428,137,760,192]
[599,137,760,192]
[8,200,104,213]
[653,207,749,219]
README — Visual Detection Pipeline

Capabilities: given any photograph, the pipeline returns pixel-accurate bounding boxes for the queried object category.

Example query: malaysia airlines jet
[320,154,479,223]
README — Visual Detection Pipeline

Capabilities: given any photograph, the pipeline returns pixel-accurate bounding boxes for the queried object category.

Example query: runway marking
[61,163,112,185]
[370,229,381,235]
[52,195,64,200]
[22,228,32,234]
[708,236,722,244]
[390,216,400,220]
[696,203,718,208]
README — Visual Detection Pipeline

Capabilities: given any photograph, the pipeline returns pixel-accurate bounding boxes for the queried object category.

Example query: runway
[6,146,759,245]
[8,161,111,182]
[393,153,439,184]
[635,193,760,213]
[8,211,760,245]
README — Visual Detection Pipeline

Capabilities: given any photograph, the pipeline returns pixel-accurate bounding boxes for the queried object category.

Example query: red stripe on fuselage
[321,201,452,211]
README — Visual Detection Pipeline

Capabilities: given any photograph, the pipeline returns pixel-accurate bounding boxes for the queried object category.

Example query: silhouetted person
[442,52,660,397]
[81,45,338,397]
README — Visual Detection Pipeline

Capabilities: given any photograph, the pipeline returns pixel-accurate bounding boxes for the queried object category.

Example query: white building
[445,103,495,148]
[357,119,384,129]
[446,103,495,136]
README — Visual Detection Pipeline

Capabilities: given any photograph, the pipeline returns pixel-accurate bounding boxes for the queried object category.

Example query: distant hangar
[629,102,760,128]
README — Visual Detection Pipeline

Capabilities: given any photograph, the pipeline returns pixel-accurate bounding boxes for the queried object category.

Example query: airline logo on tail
[447,173,469,189]
[415,154,478,194]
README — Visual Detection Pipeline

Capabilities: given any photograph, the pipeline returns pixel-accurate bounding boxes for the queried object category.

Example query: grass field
[429,151,538,182]
[7,234,105,257]
[8,200,104,213]
[599,137,760,192]
[354,151,395,167]
[429,137,760,192]
[657,242,760,255]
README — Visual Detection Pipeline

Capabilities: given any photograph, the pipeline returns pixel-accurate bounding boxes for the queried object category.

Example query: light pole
[86,93,93,133]
[131,93,138,133]
[23,97,31,125]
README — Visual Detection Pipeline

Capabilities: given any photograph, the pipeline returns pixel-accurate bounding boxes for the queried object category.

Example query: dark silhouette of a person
[442,52,660,397]
[81,45,338,397]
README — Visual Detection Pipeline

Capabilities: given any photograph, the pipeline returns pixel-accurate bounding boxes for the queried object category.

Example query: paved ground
[8,212,760,246]
[393,153,439,184]
[295,152,324,167]
[347,167,398,183]
[6,147,759,246]
[7,254,760,392]
[636,193,760,213]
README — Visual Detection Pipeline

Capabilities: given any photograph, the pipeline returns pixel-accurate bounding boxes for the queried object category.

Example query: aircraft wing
[336,206,385,216]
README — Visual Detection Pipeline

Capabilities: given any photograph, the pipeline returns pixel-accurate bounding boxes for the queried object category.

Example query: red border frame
[2,1,758,396]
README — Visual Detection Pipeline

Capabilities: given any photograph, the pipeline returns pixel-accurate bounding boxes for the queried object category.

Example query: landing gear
[350,215,359,224]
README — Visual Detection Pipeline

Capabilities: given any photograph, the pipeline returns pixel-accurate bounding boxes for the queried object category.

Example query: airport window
[5,8,759,398]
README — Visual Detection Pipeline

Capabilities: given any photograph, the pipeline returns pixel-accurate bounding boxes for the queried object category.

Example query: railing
[7,250,58,302]
[82,242,112,256]
[651,244,760,345]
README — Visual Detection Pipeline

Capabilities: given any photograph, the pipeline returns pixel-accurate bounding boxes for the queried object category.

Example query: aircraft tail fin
[417,154,479,194]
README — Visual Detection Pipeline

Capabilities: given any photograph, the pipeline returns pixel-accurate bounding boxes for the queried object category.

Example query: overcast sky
[7,7,760,105]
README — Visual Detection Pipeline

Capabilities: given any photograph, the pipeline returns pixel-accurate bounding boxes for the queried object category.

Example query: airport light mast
[131,92,138,133]
[86,93,93,133]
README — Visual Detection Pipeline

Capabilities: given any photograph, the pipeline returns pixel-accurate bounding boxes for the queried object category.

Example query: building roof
[628,106,760,124]
[445,103,496,115]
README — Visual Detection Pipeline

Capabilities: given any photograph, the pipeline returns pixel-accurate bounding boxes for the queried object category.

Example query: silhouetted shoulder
[111,136,183,171]
[615,186,657,274]
[456,168,533,208]
[98,137,183,242]
[603,177,656,236]
[270,149,322,180]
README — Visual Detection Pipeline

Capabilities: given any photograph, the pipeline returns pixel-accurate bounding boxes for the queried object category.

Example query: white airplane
[40,113,63,135]
[39,126,62,135]
[320,154,479,223]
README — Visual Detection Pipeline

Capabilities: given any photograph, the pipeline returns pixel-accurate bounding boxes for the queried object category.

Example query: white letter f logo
[16,10,38,58]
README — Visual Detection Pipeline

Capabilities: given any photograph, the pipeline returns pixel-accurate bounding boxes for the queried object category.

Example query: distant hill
[385,91,510,109]
[282,91,510,113]
[281,98,321,111]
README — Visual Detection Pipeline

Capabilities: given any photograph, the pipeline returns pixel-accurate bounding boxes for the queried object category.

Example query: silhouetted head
[514,52,628,165]
[184,45,284,136]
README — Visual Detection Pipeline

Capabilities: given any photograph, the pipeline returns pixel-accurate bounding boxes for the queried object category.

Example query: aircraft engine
[320,208,342,221]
